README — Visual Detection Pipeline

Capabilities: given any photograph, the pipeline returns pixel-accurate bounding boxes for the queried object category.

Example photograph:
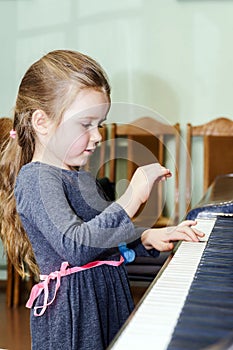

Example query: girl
[0,50,203,350]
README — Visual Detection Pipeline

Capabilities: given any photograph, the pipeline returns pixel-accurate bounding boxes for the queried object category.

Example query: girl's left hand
[141,220,205,252]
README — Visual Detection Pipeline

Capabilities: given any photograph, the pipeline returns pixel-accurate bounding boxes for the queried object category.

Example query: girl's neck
[31,155,70,170]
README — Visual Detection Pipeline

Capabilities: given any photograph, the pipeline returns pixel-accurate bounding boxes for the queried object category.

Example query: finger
[178,221,205,238]
[156,241,174,252]
[165,170,172,177]
[167,227,199,242]
[168,231,194,242]
[178,220,197,227]
[191,227,205,238]
[158,170,172,182]
[177,226,201,242]
[160,176,167,182]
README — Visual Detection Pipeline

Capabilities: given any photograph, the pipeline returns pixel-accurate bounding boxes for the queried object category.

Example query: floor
[0,285,31,350]
[0,282,148,350]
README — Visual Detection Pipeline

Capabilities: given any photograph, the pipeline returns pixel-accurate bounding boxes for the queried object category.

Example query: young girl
[0,50,203,350]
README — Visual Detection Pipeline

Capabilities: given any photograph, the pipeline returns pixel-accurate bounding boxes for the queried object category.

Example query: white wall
[2,0,233,121]
[1,0,233,274]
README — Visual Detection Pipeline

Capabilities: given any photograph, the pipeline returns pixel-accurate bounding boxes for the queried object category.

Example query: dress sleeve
[15,166,141,266]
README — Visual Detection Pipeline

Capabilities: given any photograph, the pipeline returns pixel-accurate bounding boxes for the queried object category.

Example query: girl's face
[45,89,110,169]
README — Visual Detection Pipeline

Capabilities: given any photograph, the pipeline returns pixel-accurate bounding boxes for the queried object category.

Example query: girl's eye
[82,123,92,129]
[81,122,105,129]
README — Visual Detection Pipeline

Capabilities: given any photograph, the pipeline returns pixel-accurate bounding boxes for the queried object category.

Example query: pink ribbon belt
[26,256,124,317]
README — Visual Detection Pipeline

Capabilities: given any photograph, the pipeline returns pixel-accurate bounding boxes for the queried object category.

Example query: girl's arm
[141,220,205,251]
[14,165,144,266]
[15,163,170,266]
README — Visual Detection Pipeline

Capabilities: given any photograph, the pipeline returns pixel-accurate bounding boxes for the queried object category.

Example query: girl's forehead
[74,88,109,106]
[63,90,110,122]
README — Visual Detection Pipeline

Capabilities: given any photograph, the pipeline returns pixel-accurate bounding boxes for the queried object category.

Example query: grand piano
[108,174,233,350]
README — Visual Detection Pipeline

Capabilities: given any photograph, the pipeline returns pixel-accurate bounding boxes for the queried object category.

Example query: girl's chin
[65,155,90,168]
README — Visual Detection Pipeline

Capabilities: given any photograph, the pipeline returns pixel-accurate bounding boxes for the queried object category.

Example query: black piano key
[177,303,233,318]
[168,325,233,350]
[168,336,225,350]
[167,216,233,350]
[174,316,233,332]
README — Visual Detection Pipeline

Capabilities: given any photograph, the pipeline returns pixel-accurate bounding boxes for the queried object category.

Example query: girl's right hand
[130,163,171,204]
[116,163,171,218]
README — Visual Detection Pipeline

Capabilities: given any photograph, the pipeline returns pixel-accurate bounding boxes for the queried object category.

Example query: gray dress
[15,162,159,350]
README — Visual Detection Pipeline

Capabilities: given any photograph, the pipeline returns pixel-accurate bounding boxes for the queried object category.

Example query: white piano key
[109,217,216,350]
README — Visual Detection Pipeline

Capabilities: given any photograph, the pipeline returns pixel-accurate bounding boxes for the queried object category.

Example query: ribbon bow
[26,257,124,317]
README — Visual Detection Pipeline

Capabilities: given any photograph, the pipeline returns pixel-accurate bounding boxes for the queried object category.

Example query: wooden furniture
[186,117,233,212]
[186,173,233,220]
[108,117,181,228]
[6,260,21,307]
[105,117,180,283]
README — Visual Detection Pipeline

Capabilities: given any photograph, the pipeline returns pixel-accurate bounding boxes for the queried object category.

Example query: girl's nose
[90,126,102,144]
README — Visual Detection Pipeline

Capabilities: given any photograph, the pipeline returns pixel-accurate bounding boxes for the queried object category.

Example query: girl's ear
[32,110,51,135]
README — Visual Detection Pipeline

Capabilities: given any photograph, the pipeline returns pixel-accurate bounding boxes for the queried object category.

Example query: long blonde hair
[0,50,111,278]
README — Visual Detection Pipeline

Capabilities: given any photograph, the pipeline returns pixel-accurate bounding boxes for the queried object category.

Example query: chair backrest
[204,135,233,189]
[108,117,181,227]
[186,117,233,211]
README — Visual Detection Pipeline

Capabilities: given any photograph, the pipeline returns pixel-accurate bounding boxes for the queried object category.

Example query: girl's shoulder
[16,162,61,185]
[18,162,77,178]
[16,162,94,187]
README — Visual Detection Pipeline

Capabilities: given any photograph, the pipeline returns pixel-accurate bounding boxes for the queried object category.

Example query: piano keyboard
[109,216,233,350]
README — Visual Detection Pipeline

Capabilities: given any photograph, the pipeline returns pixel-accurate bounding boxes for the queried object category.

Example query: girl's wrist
[116,189,141,218]
[141,229,153,250]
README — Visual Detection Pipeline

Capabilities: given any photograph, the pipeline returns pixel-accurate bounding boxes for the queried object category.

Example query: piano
[108,174,233,350]
[186,174,233,220]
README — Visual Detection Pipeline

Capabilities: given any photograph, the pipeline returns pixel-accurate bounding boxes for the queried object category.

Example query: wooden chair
[106,117,181,283]
[186,117,233,212]
[108,117,181,228]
